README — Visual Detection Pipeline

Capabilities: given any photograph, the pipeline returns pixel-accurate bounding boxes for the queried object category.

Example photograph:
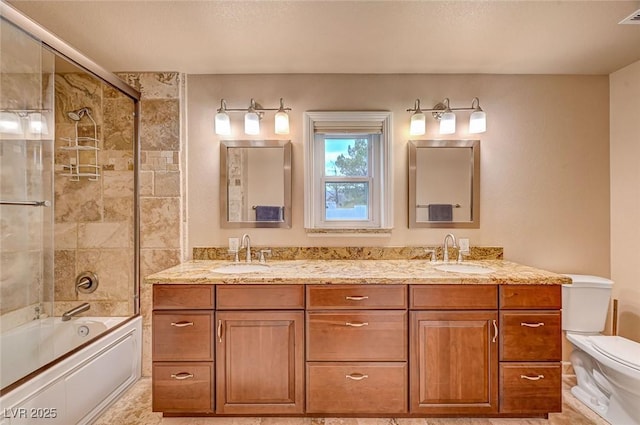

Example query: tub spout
[62,303,90,321]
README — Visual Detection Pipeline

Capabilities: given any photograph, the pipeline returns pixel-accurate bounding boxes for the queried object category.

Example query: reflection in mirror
[220,140,291,228]
[409,140,479,228]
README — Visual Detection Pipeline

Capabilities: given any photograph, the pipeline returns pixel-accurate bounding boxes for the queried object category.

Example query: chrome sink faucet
[240,233,252,263]
[443,233,457,263]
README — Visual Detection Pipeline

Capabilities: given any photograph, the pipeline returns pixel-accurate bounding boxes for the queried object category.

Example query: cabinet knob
[170,372,194,380]
[520,374,545,381]
[346,373,369,381]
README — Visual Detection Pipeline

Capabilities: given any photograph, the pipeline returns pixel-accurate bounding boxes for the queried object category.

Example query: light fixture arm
[218,98,292,113]
[406,97,484,120]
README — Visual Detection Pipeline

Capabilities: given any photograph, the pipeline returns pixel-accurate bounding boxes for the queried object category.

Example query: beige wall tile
[54,222,78,249]
[103,171,134,198]
[154,171,180,197]
[140,248,181,278]
[54,249,77,301]
[140,171,154,196]
[140,197,181,249]
[76,249,133,300]
[140,99,179,151]
[78,222,130,248]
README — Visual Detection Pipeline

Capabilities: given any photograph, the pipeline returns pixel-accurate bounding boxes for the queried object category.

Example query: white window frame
[304,111,393,231]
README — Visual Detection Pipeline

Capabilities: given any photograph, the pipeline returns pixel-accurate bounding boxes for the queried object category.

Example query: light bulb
[439,111,456,135]
[28,112,49,135]
[469,110,486,134]
[244,111,260,135]
[0,111,23,135]
[410,112,426,135]
[215,111,231,135]
[274,111,289,134]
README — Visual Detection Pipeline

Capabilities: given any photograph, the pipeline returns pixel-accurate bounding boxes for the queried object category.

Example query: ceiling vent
[619,9,640,24]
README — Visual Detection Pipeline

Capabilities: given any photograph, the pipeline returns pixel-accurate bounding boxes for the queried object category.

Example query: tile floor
[93,376,610,425]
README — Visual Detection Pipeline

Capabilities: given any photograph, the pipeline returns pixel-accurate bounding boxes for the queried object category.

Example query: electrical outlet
[458,238,470,253]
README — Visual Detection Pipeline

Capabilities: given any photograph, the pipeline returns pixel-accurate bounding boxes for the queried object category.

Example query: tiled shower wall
[116,72,185,377]
[53,71,136,317]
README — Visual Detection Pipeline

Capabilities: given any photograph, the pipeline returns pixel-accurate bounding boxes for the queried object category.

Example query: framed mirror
[220,140,292,228]
[409,139,479,228]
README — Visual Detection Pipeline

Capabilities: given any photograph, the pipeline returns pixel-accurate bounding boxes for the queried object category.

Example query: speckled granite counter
[144,259,571,285]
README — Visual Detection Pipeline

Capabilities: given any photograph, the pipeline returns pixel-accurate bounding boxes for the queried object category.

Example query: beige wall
[187,74,610,277]
[610,60,640,343]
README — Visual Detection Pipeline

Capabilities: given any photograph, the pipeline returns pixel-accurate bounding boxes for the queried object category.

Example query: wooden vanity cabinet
[410,285,499,415]
[306,285,408,414]
[498,285,562,414]
[215,285,305,415]
[150,281,562,418]
[152,285,215,414]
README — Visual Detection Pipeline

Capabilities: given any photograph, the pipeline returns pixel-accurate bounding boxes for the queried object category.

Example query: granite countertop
[144,259,571,285]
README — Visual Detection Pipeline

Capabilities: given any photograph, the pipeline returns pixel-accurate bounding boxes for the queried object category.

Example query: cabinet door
[410,310,498,414]
[215,311,304,415]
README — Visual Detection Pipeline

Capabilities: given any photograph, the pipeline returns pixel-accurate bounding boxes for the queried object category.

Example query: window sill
[305,228,393,237]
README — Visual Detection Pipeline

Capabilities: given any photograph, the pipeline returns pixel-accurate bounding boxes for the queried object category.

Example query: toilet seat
[589,335,640,372]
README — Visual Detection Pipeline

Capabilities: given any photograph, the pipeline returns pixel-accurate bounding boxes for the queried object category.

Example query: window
[304,111,393,231]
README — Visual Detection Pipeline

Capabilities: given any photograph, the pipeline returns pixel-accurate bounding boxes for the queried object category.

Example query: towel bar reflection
[416,204,461,208]
[0,200,50,207]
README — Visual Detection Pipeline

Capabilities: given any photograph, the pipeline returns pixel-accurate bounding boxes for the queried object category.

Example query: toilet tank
[562,274,613,333]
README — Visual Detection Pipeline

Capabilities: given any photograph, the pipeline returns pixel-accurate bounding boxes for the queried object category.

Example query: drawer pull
[217,319,223,343]
[520,374,545,381]
[346,373,369,381]
[345,296,369,301]
[345,321,369,327]
[170,321,194,327]
[170,372,194,380]
[492,319,498,343]
[521,322,545,328]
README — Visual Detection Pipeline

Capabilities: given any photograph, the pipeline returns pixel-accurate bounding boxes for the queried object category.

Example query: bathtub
[0,315,141,425]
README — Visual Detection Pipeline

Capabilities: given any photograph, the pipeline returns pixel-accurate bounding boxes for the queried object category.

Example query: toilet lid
[589,335,640,371]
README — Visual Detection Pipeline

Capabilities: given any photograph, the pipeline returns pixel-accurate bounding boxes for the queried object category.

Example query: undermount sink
[210,263,270,274]
[434,263,495,274]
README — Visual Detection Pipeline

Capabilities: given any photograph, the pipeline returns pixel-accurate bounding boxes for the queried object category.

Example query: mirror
[220,140,292,228]
[409,139,479,228]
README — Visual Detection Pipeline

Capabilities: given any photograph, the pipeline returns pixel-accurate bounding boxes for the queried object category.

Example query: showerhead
[66,107,92,121]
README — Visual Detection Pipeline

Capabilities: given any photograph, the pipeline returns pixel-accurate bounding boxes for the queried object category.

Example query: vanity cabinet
[498,285,562,414]
[152,285,215,413]
[150,281,562,418]
[306,285,408,414]
[215,285,304,415]
[409,285,499,414]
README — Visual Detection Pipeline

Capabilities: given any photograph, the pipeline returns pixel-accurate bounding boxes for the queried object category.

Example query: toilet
[563,274,640,425]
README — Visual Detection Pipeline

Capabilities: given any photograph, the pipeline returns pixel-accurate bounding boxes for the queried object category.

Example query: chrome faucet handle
[227,249,239,263]
[458,250,471,263]
[259,249,272,264]
[424,249,437,263]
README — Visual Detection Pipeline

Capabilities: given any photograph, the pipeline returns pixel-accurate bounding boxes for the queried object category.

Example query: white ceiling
[6,0,640,75]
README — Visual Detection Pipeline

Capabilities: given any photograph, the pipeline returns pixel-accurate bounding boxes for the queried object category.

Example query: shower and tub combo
[1,3,142,423]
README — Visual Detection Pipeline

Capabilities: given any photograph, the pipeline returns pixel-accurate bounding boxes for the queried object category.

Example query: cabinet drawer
[500,363,561,413]
[307,362,407,414]
[153,311,213,361]
[153,284,214,310]
[307,285,407,309]
[216,284,304,309]
[152,362,214,413]
[500,311,561,361]
[410,285,497,309]
[499,285,561,309]
[307,311,407,361]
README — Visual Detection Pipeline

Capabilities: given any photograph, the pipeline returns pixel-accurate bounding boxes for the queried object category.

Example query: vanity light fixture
[214,98,292,136]
[406,97,486,135]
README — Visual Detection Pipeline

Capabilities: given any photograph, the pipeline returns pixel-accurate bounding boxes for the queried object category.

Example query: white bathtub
[0,316,141,425]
